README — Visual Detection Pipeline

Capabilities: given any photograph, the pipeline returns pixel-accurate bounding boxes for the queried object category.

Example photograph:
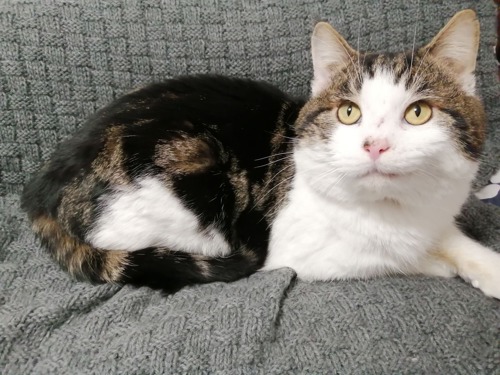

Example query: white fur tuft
[87,177,231,256]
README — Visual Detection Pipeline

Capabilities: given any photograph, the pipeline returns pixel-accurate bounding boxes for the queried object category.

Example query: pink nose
[363,139,390,160]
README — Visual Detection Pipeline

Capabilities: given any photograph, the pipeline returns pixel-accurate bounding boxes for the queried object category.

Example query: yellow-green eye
[404,101,432,125]
[337,101,361,125]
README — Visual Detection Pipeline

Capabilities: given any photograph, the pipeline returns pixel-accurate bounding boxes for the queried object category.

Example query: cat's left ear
[423,9,480,94]
[311,22,356,96]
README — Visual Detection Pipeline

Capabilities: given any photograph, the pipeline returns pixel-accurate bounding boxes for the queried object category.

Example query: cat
[22,9,500,298]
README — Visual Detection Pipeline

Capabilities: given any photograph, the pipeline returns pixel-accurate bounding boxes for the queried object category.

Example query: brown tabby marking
[57,127,130,235]
[154,135,219,175]
[194,258,212,278]
[32,215,128,282]
[59,177,98,233]
[93,126,129,184]
[228,162,250,213]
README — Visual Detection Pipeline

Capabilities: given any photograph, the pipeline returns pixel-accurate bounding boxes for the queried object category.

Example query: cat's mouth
[362,169,402,179]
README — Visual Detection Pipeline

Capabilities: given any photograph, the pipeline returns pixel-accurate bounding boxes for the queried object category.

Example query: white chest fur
[264,176,453,280]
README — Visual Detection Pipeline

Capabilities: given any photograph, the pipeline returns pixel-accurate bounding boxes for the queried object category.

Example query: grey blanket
[1,1,499,373]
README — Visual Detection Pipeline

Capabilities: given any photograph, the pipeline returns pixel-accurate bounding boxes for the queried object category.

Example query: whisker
[309,166,342,187]
[325,172,347,196]
[253,174,295,207]
[252,163,296,208]
[257,163,295,195]
[254,151,294,161]
[360,31,373,70]
[410,23,418,73]
[267,194,290,221]
[412,166,441,182]
[356,19,363,82]
[411,41,433,89]
[254,155,292,168]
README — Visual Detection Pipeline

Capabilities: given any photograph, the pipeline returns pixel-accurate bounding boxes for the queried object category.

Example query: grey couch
[1,1,499,373]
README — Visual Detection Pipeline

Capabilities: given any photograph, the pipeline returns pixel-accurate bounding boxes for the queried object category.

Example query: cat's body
[23,76,302,291]
[22,10,500,297]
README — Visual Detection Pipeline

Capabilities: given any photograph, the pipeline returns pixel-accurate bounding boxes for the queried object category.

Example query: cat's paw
[470,277,500,300]
[437,227,500,300]
[469,275,500,300]
[461,251,500,300]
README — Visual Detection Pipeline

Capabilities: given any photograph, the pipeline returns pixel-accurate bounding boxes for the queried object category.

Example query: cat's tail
[31,215,262,292]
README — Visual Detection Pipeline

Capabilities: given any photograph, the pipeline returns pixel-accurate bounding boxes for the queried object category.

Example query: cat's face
[295,10,486,205]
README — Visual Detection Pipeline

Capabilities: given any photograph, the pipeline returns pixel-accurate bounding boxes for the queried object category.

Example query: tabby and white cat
[23,10,500,297]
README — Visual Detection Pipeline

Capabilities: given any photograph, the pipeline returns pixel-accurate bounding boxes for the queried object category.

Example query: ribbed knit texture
[1,1,499,373]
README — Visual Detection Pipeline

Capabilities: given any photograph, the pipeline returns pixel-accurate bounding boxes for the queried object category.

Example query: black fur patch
[441,108,481,159]
[361,53,380,78]
[121,248,259,293]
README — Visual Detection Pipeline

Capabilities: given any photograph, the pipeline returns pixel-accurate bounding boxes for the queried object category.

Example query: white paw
[437,226,500,300]
[470,275,500,300]
[462,252,500,300]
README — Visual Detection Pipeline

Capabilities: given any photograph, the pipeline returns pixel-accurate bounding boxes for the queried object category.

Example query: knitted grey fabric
[1,0,499,373]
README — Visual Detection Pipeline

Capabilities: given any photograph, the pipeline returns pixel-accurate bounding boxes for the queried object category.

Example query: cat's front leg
[417,225,500,299]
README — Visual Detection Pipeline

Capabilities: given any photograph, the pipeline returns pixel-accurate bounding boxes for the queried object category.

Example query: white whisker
[357,19,363,82]
[254,151,293,161]
[253,174,295,209]
[411,40,433,89]
[325,172,347,196]
[255,155,292,168]
[410,24,417,73]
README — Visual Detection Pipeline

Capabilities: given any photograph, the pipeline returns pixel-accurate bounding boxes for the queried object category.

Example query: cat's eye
[337,102,361,125]
[404,101,432,125]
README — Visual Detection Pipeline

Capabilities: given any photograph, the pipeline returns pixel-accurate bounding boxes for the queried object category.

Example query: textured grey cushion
[1,0,499,373]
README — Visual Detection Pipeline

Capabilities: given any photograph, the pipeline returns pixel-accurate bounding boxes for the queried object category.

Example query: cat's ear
[311,22,356,96]
[423,9,480,93]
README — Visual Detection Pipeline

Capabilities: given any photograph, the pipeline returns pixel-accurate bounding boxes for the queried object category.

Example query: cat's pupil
[347,105,352,116]
[414,104,421,117]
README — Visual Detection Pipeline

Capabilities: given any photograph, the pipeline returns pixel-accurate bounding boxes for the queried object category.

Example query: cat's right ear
[311,22,355,96]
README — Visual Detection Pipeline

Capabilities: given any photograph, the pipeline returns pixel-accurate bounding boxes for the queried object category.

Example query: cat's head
[295,10,486,205]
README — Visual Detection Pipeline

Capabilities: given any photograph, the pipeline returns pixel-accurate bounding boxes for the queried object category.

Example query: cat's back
[22,75,301,219]
[114,75,301,175]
